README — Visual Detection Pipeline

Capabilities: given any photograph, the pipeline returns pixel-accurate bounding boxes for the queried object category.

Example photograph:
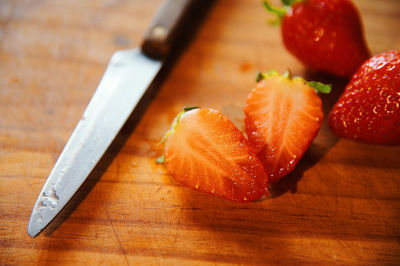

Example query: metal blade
[27,48,161,237]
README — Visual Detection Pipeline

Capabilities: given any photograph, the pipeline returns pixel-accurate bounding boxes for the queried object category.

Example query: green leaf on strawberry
[257,70,332,94]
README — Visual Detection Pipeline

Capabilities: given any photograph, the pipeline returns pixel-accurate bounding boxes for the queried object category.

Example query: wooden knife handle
[141,0,200,59]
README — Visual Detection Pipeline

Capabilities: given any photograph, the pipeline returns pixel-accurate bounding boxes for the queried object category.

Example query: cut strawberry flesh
[164,108,268,202]
[244,76,323,183]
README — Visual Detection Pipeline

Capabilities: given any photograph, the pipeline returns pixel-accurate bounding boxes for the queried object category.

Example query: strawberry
[244,71,329,183]
[264,0,370,78]
[329,50,400,145]
[160,107,268,202]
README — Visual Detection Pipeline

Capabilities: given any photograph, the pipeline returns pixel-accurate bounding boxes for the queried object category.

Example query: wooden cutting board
[1,0,399,264]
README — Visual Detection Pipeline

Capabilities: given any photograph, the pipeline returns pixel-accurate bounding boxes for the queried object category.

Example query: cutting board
[1,0,400,264]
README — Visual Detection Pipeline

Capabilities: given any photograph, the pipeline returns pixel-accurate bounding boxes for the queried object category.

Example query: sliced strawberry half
[244,71,328,183]
[161,107,268,202]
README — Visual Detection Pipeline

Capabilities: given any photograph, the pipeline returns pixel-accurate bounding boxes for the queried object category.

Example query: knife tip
[27,227,39,238]
[27,213,42,238]
[27,229,38,238]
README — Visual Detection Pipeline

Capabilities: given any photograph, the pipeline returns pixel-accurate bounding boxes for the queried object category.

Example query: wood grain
[1,0,400,265]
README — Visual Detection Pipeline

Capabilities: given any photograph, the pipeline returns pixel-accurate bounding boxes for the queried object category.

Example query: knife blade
[28,0,205,238]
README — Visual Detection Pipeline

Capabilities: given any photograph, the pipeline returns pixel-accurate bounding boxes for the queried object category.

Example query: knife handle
[141,0,199,59]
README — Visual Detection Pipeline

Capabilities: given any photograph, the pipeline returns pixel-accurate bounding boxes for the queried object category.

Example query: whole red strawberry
[329,50,400,145]
[264,0,370,78]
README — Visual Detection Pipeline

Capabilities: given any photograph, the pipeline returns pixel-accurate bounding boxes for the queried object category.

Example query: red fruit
[264,0,370,78]
[244,71,326,183]
[329,50,400,145]
[161,107,268,202]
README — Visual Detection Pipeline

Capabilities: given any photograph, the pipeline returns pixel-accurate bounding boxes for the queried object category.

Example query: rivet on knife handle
[141,0,197,59]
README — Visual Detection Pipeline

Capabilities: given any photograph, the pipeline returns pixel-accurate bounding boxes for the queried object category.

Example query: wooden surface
[1,0,400,265]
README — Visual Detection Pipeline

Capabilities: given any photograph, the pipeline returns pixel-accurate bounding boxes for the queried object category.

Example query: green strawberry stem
[282,0,303,5]
[155,154,165,164]
[256,70,280,82]
[263,0,304,24]
[156,106,200,163]
[257,70,332,94]
[183,106,199,112]
[307,81,332,94]
[263,1,286,24]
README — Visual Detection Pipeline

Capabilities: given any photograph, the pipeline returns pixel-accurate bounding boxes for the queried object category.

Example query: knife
[28,0,207,237]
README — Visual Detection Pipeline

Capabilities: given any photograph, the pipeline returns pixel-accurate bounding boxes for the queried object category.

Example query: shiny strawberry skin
[281,0,370,78]
[329,50,400,145]
[244,75,323,183]
[164,108,268,202]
